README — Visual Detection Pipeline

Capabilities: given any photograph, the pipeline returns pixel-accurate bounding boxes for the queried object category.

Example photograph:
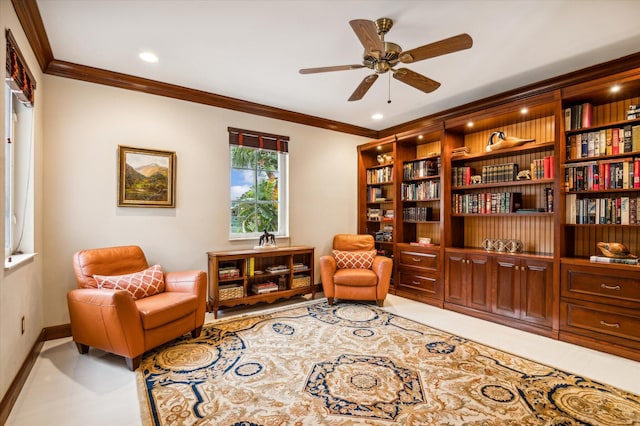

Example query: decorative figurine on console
[256,229,277,249]
[597,242,637,259]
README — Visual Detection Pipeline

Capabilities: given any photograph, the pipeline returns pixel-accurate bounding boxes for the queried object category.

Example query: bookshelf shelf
[452,178,554,191]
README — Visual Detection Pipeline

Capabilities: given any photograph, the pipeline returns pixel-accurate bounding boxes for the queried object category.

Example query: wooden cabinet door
[445,253,466,305]
[493,256,520,319]
[520,258,553,326]
[467,253,491,312]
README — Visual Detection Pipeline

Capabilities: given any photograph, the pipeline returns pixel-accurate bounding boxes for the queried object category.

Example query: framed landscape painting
[118,146,176,207]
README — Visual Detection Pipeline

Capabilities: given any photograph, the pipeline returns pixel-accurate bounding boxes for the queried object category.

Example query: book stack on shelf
[382,210,394,221]
[565,195,640,224]
[266,265,290,274]
[218,266,240,279]
[453,192,522,214]
[589,255,639,265]
[367,187,385,202]
[251,281,279,294]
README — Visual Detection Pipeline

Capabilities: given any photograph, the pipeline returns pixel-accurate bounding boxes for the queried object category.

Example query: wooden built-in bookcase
[357,57,640,361]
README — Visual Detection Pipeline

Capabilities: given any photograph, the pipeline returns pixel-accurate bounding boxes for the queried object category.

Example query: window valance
[5,29,36,107]
[228,127,289,153]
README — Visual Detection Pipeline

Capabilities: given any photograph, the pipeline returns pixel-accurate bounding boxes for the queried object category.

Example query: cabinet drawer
[561,301,640,343]
[398,271,438,293]
[398,250,438,270]
[562,265,640,305]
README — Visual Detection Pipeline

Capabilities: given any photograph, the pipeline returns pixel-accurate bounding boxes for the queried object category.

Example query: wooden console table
[207,246,315,318]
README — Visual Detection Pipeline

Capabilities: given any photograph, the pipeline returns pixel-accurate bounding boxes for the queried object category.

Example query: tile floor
[7,294,640,425]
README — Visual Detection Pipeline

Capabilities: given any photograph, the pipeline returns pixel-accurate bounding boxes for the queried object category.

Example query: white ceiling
[36,0,640,132]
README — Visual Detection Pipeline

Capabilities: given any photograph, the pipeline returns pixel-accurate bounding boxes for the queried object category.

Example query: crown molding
[10,0,378,139]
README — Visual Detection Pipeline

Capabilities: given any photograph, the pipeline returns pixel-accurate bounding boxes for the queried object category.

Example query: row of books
[366,187,387,202]
[218,266,240,279]
[566,125,640,160]
[564,102,593,130]
[401,181,440,201]
[452,192,522,214]
[403,207,433,222]
[564,158,640,191]
[565,194,640,225]
[402,158,440,179]
[531,156,555,180]
[366,166,393,184]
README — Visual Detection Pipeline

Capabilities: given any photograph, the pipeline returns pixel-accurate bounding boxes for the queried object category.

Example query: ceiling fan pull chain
[387,72,392,104]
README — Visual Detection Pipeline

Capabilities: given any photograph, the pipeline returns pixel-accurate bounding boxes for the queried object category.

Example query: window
[5,30,35,263]
[228,127,289,240]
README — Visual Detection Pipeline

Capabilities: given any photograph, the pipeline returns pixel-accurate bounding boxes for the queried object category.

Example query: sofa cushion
[333,268,378,286]
[135,292,199,329]
[333,249,376,269]
[94,264,165,300]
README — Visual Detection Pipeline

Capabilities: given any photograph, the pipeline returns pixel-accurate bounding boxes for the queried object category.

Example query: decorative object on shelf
[627,104,639,120]
[596,242,638,259]
[471,175,482,184]
[506,239,523,253]
[256,230,277,249]
[481,238,494,251]
[516,170,531,180]
[544,188,554,212]
[485,131,535,152]
[376,153,393,165]
[376,154,385,164]
[451,146,470,156]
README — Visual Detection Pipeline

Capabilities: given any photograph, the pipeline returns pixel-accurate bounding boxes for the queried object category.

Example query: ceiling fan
[299,18,473,101]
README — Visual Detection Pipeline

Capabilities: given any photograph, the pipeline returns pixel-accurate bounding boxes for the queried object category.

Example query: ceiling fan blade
[348,74,379,102]
[393,68,441,93]
[399,33,473,64]
[349,19,384,55]
[299,64,365,74]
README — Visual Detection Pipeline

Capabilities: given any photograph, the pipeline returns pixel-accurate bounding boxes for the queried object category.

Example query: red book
[549,155,554,178]
[603,163,611,190]
[612,128,620,155]
[634,158,640,189]
[543,156,551,179]
[581,103,593,128]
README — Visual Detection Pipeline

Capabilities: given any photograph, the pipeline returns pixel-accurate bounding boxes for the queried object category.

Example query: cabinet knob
[600,284,621,291]
[600,320,620,328]
[515,265,519,271]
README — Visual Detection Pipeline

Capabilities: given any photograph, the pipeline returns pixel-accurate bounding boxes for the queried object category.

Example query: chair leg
[377,299,384,307]
[75,342,89,354]
[191,326,203,338]
[327,297,334,306]
[126,355,141,371]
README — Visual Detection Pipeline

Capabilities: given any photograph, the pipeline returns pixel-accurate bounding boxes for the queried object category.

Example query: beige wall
[0,0,45,399]
[42,75,366,326]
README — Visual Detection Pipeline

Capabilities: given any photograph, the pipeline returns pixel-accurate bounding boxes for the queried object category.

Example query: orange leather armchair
[68,245,207,370]
[320,234,393,306]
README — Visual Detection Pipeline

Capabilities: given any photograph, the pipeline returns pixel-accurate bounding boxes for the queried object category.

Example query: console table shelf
[207,246,315,318]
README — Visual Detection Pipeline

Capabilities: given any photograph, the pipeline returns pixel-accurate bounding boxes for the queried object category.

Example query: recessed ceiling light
[520,107,529,114]
[139,51,159,63]
[610,84,621,93]
[418,135,424,140]
[372,113,383,120]
[467,121,474,128]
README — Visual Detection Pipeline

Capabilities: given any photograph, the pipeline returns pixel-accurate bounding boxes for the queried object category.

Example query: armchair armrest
[67,288,144,358]
[319,255,337,298]
[372,256,393,300]
[164,270,207,328]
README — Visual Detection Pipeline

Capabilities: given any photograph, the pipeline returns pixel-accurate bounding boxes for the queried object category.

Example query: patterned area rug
[137,301,640,425]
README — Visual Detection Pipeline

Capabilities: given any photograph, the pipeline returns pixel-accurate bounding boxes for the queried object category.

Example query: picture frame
[118,145,176,207]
